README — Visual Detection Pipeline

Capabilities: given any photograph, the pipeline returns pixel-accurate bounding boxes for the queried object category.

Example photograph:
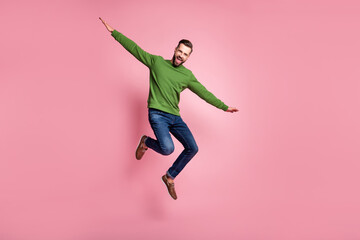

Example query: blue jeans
[144,108,199,179]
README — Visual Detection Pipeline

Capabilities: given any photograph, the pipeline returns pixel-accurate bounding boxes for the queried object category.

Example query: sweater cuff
[111,29,118,36]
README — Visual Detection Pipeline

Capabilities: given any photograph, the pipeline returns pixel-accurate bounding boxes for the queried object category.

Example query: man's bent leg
[167,116,198,179]
[145,109,175,156]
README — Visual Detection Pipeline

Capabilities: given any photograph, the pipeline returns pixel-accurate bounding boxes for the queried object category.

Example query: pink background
[1,0,360,239]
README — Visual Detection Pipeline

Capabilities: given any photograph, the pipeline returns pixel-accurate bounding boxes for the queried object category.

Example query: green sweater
[111,30,228,116]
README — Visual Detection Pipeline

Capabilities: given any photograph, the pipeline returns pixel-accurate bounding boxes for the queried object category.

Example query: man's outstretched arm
[99,17,156,67]
[188,77,238,113]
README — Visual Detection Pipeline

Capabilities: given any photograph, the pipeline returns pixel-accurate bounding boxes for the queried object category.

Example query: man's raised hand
[99,17,114,33]
[226,107,238,113]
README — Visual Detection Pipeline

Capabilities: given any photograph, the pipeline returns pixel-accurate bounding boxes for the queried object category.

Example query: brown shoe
[161,175,177,200]
[135,135,148,160]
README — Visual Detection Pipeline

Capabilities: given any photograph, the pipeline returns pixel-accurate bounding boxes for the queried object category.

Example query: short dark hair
[177,39,193,54]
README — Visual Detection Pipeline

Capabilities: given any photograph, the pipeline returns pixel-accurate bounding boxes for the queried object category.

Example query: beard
[172,55,183,67]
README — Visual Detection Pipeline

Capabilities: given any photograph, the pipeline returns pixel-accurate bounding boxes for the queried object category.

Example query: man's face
[172,43,192,67]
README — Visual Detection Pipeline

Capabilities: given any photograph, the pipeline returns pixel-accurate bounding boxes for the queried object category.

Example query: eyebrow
[178,49,189,56]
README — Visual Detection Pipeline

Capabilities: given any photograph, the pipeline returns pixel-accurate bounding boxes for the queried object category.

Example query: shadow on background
[118,80,167,220]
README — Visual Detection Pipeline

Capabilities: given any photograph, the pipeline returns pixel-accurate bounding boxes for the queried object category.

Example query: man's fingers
[227,107,238,113]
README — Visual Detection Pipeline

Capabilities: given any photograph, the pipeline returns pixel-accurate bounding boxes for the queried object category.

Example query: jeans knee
[188,144,198,156]
[162,145,174,156]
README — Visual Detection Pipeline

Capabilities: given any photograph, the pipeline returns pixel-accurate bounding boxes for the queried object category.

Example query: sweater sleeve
[188,75,228,111]
[111,30,156,68]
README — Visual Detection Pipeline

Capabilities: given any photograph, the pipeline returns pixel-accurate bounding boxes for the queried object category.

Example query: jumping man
[99,17,238,200]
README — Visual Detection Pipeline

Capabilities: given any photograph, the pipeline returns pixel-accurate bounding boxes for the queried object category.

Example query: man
[100,17,238,200]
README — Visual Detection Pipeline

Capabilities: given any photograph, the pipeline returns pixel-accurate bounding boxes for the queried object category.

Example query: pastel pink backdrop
[1,0,360,239]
